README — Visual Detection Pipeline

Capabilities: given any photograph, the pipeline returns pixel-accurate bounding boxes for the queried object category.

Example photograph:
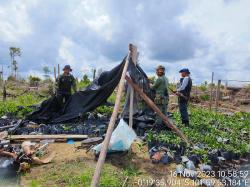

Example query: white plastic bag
[93,119,137,153]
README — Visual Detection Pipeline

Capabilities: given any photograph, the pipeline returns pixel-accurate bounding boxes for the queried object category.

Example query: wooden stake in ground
[91,51,131,187]
[129,44,137,128]
[54,66,57,81]
[0,65,3,86]
[215,79,221,111]
[209,72,214,110]
[3,80,6,101]
[57,64,60,77]
[125,75,190,144]
[53,66,57,94]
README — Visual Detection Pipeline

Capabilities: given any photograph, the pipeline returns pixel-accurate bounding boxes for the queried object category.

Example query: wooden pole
[129,88,134,128]
[91,51,130,187]
[54,66,57,81]
[53,66,57,94]
[209,72,214,110]
[93,69,96,80]
[125,75,190,144]
[129,44,137,128]
[215,79,221,111]
[1,65,3,84]
[0,65,3,87]
[3,80,6,101]
[57,64,60,77]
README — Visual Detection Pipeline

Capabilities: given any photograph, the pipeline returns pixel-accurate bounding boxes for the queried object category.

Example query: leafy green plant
[199,94,210,101]
[95,106,113,115]
[146,107,250,163]
[0,94,43,117]
[199,84,207,91]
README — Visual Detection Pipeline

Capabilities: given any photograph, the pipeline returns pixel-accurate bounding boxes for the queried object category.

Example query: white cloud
[58,37,75,66]
[0,0,249,85]
[0,0,34,42]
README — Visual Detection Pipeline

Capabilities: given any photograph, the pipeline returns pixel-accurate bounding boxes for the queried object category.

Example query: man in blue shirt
[176,68,192,126]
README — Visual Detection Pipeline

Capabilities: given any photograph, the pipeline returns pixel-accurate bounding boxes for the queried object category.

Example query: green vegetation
[43,66,51,79]
[199,84,207,92]
[168,83,177,92]
[7,75,16,81]
[147,107,250,163]
[9,47,21,80]
[0,94,44,117]
[199,94,210,101]
[77,74,91,90]
[25,160,133,187]
[29,76,41,86]
[95,105,113,116]
[247,84,250,89]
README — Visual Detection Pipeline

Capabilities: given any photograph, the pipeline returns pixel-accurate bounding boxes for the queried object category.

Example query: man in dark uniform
[56,65,77,107]
[176,68,192,126]
[150,65,169,127]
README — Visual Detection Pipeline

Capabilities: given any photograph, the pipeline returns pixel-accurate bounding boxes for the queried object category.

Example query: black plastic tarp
[52,59,126,123]
[27,56,151,123]
[27,58,125,123]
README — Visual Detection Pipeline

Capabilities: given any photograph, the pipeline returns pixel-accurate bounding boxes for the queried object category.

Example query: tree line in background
[3,47,250,90]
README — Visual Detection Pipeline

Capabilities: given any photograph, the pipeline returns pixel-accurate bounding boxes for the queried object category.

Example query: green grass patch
[0,94,44,117]
[25,160,129,187]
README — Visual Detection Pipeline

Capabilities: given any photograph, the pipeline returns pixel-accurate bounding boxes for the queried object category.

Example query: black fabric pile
[27,56,152,124]
[14,113,110,137]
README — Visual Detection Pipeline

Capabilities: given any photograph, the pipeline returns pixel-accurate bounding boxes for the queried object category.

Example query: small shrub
[199,94,210,101]
[199,84,207,92]
[95,106,113,115]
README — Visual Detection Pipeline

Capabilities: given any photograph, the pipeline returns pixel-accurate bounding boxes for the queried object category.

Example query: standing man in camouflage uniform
[56,65,77,107]
[150,65,169,127]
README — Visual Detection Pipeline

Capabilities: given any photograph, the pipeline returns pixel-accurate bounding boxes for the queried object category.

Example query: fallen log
[8,134,88,142]
[125,75,191,145]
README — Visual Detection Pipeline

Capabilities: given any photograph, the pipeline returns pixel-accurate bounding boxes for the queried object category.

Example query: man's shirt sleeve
[152,78,161,89]
[177,77,189,91]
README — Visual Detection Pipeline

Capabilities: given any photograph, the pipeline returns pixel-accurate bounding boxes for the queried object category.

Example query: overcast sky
[0,0,249,85]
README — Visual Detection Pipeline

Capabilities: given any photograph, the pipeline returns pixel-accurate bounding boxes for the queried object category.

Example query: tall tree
[43,66,51,79]
[9,47,21,80]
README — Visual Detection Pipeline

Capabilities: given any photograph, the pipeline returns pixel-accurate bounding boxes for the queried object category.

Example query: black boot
[182,120,189,126]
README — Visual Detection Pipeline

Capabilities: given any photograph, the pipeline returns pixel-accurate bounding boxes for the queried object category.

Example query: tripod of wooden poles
[90,44,190,187]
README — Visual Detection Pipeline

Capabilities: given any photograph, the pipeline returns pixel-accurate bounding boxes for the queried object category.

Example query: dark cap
[156,65,165,70]
[63,65,72,71]
[179,68,190,74]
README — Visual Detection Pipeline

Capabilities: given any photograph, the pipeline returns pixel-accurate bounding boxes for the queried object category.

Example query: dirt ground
[20,141,223,187]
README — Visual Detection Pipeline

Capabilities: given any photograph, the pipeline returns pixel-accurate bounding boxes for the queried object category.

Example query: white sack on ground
[93,119,137,153]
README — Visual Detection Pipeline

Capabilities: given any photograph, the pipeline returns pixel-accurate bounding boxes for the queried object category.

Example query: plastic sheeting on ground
[92,119,137,153]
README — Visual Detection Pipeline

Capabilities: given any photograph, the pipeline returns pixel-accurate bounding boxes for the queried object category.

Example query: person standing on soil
[176,68,192,126]
[56,65,77,107]
[150,65,169,128]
